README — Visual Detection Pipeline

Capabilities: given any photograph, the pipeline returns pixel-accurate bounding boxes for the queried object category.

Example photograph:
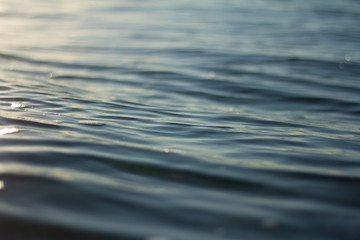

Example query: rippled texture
[1,0,360,239]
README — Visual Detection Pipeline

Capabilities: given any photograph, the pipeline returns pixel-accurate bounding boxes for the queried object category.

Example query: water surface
[1,0,360,239]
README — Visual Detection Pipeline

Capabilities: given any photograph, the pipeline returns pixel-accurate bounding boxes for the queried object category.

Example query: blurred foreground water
[0,0,360,239]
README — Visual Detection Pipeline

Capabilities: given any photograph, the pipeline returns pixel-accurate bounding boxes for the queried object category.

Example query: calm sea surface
[0,0,360,239]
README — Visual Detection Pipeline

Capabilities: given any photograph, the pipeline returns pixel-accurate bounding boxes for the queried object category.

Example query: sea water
[0,0,360,239]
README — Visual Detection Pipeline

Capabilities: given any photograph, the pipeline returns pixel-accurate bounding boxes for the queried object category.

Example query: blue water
[1,0,360,239]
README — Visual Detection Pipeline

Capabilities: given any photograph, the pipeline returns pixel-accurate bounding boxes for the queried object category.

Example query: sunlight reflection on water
[0,127,19,136]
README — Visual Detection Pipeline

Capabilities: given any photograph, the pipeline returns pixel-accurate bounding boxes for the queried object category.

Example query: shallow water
[1,0,360,239]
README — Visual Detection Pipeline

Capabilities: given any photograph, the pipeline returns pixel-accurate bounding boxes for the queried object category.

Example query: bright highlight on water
[0,127,19,136]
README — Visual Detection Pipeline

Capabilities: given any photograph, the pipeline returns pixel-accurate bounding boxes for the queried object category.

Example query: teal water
[0,0,360,239]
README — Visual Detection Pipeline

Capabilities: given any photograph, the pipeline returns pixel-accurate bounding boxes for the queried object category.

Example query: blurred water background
[0,0,360,239]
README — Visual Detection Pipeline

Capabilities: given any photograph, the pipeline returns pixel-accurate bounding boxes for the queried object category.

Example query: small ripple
[0,86,11,91]
[0,163,170,194]
[0,52,129,71]
[78,120,105,126]
[0,116,61,129]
